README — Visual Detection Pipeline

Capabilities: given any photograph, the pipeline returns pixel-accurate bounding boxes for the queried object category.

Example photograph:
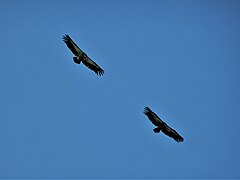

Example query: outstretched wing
[63,34,84,57]
[82,55,105,76]
[143,107,163,126]
[161,122,184,142]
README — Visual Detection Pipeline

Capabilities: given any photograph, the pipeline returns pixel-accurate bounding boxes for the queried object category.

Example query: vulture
[144,107,184,143]
[63,34,104,76]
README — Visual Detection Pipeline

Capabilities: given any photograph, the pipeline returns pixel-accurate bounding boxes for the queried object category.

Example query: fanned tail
[73,57,81,64]
[153,127,161,133]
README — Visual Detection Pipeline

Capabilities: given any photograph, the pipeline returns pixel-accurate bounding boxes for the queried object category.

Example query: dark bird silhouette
[144,107,184,143]
[63,34,104,76]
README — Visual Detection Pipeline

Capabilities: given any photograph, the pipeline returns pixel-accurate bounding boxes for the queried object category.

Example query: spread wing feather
[82,56,105,76]
[144,107,163,126]
[63,34,84,57]
[161,122,184,142]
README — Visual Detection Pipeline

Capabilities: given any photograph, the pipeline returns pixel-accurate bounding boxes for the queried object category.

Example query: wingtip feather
[175,136,184,143]
[97,69,105,76]
[62,34,71,42]
[143,106,151,115]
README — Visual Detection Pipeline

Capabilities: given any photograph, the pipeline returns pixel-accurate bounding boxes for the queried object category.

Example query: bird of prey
[144,107,184,143]
[63,34,104,76]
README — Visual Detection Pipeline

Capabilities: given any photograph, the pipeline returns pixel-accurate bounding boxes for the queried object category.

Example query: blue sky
[0,0,239,179]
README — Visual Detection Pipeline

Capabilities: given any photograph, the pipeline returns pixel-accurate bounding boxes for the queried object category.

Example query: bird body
[63,34,104,76]
[144,107,184,143]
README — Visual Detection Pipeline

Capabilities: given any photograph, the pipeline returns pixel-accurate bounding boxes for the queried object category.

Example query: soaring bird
[63,34,104,76]
[144,107,184,143]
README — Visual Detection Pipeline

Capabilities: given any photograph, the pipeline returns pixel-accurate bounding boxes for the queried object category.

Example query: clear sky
[0,0,239,179]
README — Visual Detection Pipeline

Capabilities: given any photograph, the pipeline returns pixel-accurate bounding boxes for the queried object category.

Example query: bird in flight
[63,34,104,76]
[144,107,184,143]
